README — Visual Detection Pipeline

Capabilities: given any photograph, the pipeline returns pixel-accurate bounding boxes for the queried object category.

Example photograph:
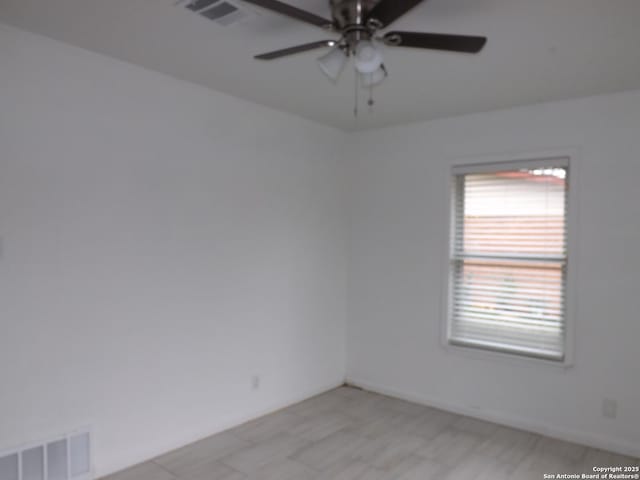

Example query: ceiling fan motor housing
[330,0,380,29]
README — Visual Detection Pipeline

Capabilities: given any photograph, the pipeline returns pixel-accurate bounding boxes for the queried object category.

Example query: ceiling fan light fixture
[361,65,387,87]
[354,40,383,74]
[317,46,348,81]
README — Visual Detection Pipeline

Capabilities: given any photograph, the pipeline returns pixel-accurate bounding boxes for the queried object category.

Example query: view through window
[449,160,569,361]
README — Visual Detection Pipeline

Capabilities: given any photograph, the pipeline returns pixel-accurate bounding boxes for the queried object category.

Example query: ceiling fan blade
[255,40,336,60]
[240,0,333,28]
[364,0,425,28]
[383,31,487,53]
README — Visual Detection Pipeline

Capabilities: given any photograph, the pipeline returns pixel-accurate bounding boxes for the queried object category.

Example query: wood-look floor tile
[290,430,367,471]
[438,453,504,480]
[401,408,458,441]
[344,410,415,439]
[160,460,245,480]
[153,432,250,475]
[475,426,538,466]
[332,387,371,401]
[243,458,317,480]
[374,396,430,417]
[312,459,371,480]
[414,429,484,467]
[354,433,427,471]
[287,411,356,442]
[452,416,500,437]
[103,462,175,480]
[287,391,355,418]
[518,435,587,472]
[356,455,428,480]
[393,457,447,480]
[230,411,302,443]
[220,432,304,474]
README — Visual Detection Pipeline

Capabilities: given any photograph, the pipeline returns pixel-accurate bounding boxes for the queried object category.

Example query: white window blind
[449,159,569,361]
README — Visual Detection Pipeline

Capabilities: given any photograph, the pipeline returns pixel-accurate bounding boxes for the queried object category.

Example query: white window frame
[441,149,579,368]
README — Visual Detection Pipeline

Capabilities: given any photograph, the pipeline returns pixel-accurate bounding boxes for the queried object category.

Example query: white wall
[0,24,347,477]
[346,90,640,457]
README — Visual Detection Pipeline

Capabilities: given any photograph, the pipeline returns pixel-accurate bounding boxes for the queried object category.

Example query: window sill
[441,338,574,370]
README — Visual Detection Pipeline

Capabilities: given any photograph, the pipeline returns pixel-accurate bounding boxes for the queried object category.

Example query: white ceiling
[1,0,640,130]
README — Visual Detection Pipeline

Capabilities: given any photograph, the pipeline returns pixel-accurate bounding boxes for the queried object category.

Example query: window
[448,158,569,361]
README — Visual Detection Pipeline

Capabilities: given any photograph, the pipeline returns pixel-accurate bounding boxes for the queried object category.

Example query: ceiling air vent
[181,0,250,26]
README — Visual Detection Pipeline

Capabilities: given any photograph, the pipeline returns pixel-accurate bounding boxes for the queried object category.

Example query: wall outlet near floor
[602,398,617,419]
[251,375,261,391]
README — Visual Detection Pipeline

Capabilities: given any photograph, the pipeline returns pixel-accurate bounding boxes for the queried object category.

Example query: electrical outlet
[602,398,617,419]
[251,375,261,391]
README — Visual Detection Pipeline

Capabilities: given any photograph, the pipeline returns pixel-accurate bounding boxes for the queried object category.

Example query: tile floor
[103,387,639,480]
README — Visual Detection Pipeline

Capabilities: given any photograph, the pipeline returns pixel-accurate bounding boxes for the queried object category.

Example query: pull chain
[354,69,359,117]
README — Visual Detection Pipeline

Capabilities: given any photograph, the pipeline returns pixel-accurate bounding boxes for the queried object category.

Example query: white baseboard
[98,379,345,479]
[346,377,640,459]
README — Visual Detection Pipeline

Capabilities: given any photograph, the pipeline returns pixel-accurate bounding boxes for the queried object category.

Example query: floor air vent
[181,0,250,26]
[0,430,91,480]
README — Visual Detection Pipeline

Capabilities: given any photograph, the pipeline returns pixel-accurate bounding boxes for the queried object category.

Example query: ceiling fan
[243,0,487,90]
